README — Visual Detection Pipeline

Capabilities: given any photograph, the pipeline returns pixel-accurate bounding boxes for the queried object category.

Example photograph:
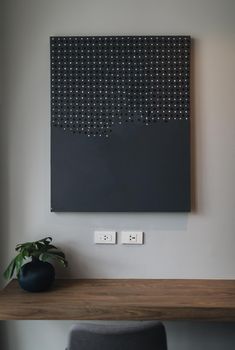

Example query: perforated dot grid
[51,36,190,138]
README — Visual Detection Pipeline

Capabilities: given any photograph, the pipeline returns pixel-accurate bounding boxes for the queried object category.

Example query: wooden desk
[1,279,235,320]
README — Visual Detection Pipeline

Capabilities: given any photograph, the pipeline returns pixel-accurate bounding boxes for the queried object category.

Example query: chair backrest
[67,321,167,350]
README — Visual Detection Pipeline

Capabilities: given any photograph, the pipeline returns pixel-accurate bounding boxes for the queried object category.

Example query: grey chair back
[67,321,167,350]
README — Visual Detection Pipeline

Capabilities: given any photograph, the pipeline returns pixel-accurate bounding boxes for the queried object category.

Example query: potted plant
[3,237,68,292]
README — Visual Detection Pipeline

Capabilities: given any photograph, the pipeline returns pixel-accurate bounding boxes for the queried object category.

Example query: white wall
[1,0,235,349]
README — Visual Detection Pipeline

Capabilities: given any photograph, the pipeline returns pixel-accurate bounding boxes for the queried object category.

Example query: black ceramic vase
[18,258,55,292]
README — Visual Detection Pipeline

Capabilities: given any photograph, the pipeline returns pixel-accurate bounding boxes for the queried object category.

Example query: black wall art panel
[51,36,191,212]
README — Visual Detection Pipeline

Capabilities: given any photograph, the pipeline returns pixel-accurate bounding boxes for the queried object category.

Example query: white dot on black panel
[51,36,190,136]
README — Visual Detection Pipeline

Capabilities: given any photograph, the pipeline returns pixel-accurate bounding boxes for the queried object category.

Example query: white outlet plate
[121,231,144,245]
[94,231,117,244]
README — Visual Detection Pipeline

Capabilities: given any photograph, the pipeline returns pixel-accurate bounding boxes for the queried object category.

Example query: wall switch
[121,231,144,245]
[94,231,117,244]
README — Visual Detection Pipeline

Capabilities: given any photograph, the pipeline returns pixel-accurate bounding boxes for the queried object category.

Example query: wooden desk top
[1,279,235,320]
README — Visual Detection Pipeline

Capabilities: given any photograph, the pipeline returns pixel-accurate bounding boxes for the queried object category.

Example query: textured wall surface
[1,0,235,349]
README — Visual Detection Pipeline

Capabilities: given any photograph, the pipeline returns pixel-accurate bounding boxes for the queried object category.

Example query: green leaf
[3,253,26,280]
[39,237,52,245]
[46,250,66,258]
[40,252,68,267]
[15,242,32,252]
[14,254,25,277]
[15,237,52,252]
[20,249,30,258]
[44,244,58,250]
[3,258,16,280]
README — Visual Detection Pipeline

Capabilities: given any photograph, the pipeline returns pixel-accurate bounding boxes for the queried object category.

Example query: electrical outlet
[94,231,117,244]
[121,231,144,245]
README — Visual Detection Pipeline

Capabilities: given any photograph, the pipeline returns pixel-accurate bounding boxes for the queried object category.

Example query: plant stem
[31,256,40,263]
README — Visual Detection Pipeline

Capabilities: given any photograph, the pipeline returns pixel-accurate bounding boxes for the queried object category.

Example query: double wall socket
[94,231,144,245]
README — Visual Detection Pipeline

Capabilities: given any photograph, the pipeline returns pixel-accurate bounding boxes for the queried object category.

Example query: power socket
[121,231,144,245]
[94,231,117,244]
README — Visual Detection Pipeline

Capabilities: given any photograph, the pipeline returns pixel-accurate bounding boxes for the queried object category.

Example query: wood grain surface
[1,279,235,320]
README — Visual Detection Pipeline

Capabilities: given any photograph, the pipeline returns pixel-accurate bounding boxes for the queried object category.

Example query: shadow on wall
[0,104,9,346]
[0,1,8,290]
[0,102,9,289]
[0,322,8,349]
[0,2,8,346]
